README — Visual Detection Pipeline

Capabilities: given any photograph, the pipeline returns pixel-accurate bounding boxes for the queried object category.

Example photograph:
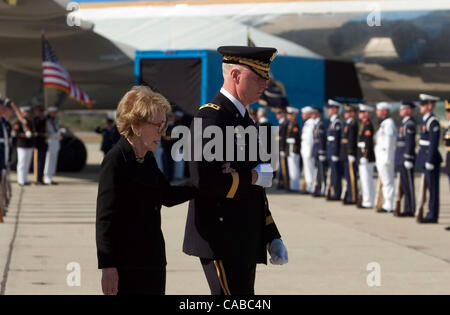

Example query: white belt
[327,136,335,141]
[286,138,295,144]
[396,142,405,147]
[419,140,430,146]
[357,142,365,148]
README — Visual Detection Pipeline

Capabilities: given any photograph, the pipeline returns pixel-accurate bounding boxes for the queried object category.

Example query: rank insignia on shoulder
[199,103,221,111]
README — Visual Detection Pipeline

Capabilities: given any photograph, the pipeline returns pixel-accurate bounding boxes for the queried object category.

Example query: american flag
[42,36,94,107]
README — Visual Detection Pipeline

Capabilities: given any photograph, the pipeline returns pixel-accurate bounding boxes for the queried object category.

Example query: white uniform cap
[301,106,315,114]
[376,102,392,110]
[419,93,440,102]
[19,106,31,112]
[286,106,299,114]
[358,104,374,112]
[47,106,58,113]
[327,99,343,107]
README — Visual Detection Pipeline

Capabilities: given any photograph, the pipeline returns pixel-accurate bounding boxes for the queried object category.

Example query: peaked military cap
[286,106,299,114]
[344,103,357,112]
[358,104,374,112]
[400,101,417,109]
[326,99,343,108]
[376,102,392,110]
[301,106,315,114]
[218,46,277,80]
[419,93,440,105]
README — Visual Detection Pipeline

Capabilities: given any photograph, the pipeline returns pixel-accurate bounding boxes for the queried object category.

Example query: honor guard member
[312,106,327,197]
[445,100,450,186]
[416,94,442,223]
[33,105,48,185]
[340,104,359,205]
[357,104,376,209]
[300,106,316,194]
[276,108,290,190]
[326,99,344,201]
[43,107,61,185]
[0,99,12,221]
[183,46,288,295]
[394,101,417,217]
[13,106,34,186]
[286,106,301,192]
[375,102,397,213]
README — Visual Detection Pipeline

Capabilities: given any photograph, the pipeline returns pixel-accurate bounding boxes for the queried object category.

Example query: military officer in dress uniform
[300,106,316,194]
[445,100,450,187]
[444,101,450,231]
[393,101,417,217]
[276,108,290,190]
[44,107,61,185]
[340,104,359,205]
[285,106,301,192]
[311,107,327,197]
[375,102,397,213]
[416,94,442,224]
[183,46,288,295]
[326,100,344,201]
[13,106,34,187]
[357,104,376,209]
[33,105,48,185]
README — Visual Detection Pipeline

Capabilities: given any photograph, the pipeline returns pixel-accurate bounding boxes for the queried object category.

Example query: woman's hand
[102,267,119,295]
[221,162,236,174]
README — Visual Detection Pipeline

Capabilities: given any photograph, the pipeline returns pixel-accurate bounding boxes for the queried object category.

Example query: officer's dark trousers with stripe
[329,161,343,200]
[343,161,358,203]
[201,258,256,295]
[400,166,415,215]
[314,159,327,196]
[425,166,440,221]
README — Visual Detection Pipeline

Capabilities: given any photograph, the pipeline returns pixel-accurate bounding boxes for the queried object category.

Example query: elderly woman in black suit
[96,86,195,295]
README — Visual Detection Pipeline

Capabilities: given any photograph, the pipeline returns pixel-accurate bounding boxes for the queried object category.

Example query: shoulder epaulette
[199,103,221,111]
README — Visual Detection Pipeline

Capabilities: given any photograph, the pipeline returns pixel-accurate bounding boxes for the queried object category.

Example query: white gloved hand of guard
[253,163,274,188]
[360,157,368,165]
[425,162,435,171]
[404,161,414,169]
[331,155,339,162]
[25,130,32,139]
[348,155,356,163]
[268,239,288,265]
[319,155,326,162]
[280,151,286,157]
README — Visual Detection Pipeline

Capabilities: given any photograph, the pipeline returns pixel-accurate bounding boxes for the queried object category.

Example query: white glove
[331,155,339,162]
[404,161,414,169]
[319,155,326,162]
[253,163,274,188]
[348,155,356,163]
[280,151,286,157]
[425,162,435,171]
[268,239,288,265]
[360,157,368,165]
[25,130,32,138]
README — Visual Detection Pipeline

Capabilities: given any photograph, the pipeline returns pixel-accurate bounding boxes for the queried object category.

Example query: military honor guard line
[273,93,449,226]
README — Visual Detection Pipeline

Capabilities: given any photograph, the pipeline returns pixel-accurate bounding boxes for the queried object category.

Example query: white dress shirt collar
[330,114,338,122]
[220,87,246,117]
[402,116,411,124]
[423,113,431,121]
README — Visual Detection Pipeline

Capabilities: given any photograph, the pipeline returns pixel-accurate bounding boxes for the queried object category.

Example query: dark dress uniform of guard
[312,107,327,197]
[326,100,344,201]
[416,94,442,223]
[33,107,48,185]
[277,112,290,191]
[340,105,359,204]
[356,105,376,209]
[285,107,301,192]
[394,102,417,217]
[183,46,285,295]
[445,101,450,186]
